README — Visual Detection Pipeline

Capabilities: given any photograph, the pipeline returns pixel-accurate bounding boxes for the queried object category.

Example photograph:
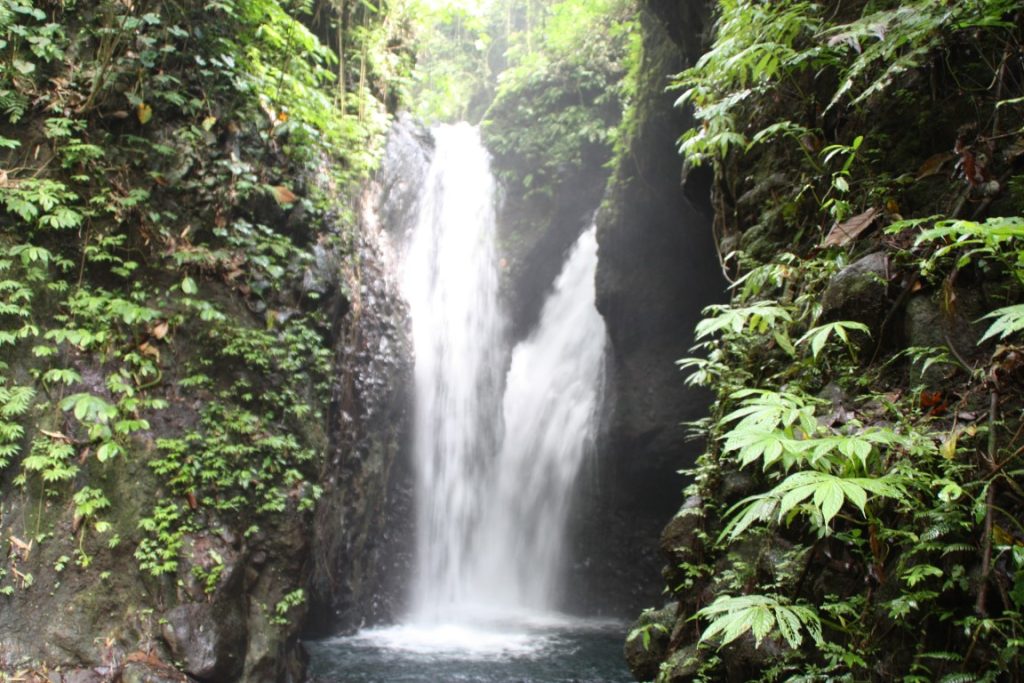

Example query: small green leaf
[12,58,35,75]
[96,442,121,462]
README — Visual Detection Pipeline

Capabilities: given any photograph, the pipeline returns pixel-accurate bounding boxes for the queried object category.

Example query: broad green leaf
[979,304,1024,343]
[813,479,845,525]
[96,442,121,462]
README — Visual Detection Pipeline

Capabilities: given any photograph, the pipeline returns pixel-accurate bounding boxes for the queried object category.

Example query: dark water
[306,618,634,683]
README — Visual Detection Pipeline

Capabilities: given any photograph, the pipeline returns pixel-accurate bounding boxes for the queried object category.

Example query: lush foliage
[0,0,403,612]
[480,0,637,196]
[407,0,495,122]
[647,0,1024,680]
[405,0,638,196]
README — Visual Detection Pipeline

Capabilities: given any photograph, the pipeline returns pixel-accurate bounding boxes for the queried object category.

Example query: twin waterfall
[401,123,607,626]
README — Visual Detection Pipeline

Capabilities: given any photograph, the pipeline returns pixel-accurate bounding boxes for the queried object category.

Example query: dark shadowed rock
[820,251,890,332]
[718,468,757,504]
[162,599,246,681]
[581,0,724,618]
[660,495,704,588]
[624,603,677,681]
[903,286,989,383]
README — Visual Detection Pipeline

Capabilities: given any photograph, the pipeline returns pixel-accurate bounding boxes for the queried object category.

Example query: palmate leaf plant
[721,469,906,541]
[674,263,1024,678]
[697,593,823,650]
[673,252,961,673]
[979,304,1024,343]
[717,386,910,538]
[796,321,870,360]
[677,293,989,677]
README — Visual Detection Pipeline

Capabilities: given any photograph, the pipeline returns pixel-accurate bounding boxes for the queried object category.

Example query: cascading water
[466,225,606,614]
[307,124,629,681]
[404,122,607,625]
[401,123,506,621]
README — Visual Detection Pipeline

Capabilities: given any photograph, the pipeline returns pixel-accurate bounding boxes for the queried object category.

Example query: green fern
[0,383,34,469]
[695,301,794,340]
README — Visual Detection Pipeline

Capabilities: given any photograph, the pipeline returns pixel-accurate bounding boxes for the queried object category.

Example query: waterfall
[403,124,505,620]
[401,123,607,627]
[466,226,605,613]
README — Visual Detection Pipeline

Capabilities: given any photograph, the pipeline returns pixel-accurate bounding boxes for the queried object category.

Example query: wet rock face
[659,495,703,588]
[377,114,433,242]
[305,119,418,636]
[575,0,724,617]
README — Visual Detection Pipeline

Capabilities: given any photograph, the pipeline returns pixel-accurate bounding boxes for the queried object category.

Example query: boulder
[903,286,989,384]
[660,644,701,683]
[659,496,704,586]
[161,599,246,682]
[624,603,677,681]
[820,251,891,334]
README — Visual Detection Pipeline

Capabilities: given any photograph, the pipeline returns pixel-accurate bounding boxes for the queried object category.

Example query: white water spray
[465,225,606,613]
[403,124,505,620]
[401,123,607,637]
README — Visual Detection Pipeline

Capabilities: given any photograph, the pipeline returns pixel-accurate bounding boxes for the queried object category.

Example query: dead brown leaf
[271,185,298,205]
[150,321,169,340]
[138,341,160,361]
[39,429,70,442]
[9,535,32,560]
[916,152,955,180]
[823,207,879,247]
